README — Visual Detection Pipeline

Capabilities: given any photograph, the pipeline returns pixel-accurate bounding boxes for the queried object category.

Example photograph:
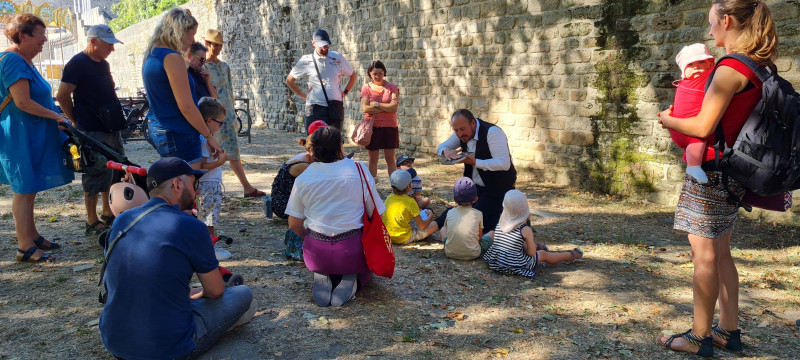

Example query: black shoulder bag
[311,53,345,128]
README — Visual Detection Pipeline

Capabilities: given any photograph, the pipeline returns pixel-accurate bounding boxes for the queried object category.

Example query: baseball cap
[146,157,207,191]
[390,169,412,190]
[312,29,331,47]
[308,120,328,135]
[676,43,714,78]
[87,24,123,44]
[396,155,415,167]
[453,177,477,204]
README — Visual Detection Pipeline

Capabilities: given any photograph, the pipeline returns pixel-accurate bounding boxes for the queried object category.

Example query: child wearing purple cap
[439,177,494,260]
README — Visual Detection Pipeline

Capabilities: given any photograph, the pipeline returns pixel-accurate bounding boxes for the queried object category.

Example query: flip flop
[33,235,60,250]
[16,246,56,263]
[244,189,266,198]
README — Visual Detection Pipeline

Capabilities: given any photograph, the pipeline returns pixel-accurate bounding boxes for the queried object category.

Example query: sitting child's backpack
[706,53,800,201]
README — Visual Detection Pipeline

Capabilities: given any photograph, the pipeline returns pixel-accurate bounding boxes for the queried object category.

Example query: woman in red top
[360,60,400,178]
[657,0,777,356]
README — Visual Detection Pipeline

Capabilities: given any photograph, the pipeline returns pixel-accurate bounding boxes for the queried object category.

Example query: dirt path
[1,128,798,360]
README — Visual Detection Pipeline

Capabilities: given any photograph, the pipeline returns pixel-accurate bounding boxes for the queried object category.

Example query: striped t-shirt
[483,224,538,278]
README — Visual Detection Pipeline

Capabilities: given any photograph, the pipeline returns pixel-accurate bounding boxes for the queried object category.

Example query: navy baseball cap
[396,155,415,167]
[312,29,331,47]
[146,157,207,191]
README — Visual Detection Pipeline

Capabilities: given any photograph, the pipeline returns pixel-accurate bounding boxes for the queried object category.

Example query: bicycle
[120,89,150,143]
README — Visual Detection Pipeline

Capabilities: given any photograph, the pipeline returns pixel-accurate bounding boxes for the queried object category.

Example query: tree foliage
[109,0,189,32]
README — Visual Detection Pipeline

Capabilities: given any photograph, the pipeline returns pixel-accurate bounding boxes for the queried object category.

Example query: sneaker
[331,273,357,307]
[312,272,332,306]
[215,246,232,261]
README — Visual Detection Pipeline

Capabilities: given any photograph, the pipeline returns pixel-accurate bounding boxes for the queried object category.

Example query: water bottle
[264,196,273,219]
[69,144,82,171]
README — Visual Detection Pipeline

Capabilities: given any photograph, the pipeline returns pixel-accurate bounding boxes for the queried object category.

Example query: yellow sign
[0,1,74,32]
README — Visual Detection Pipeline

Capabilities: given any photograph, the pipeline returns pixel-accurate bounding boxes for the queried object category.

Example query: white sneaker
[215,246,232,261]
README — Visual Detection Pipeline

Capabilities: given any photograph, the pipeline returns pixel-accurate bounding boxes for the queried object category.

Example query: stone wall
[105,0,800,209]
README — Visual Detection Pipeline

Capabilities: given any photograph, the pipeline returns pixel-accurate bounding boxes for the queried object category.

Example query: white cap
[87,24,123,44]
[676,43,714,78]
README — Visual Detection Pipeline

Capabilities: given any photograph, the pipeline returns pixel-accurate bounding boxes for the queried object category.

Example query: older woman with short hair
[1,14,74,262]
[286,127,385,307]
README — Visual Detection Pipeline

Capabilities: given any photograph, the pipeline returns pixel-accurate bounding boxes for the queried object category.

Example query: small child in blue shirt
[396,155,431,209]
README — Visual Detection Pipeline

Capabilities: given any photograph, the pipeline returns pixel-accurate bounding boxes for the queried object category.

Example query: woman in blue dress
[1,14,74,262]
[142,8,222,168]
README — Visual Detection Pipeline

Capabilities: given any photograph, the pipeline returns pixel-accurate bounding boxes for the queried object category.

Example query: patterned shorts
[197,181,223,227]
[673,171,747,239]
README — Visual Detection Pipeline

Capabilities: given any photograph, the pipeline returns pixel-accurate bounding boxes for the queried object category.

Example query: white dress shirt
[436,120,511,187]
[285,158,386,236]
[288,50,354,107]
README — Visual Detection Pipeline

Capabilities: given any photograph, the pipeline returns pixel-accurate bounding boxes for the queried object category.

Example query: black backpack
[706,53,800,198]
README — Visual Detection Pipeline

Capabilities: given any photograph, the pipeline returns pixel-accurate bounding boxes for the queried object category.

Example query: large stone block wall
[105,0,800,208]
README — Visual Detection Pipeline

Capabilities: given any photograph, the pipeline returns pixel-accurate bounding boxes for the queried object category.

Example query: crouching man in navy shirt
[99,157,255,360]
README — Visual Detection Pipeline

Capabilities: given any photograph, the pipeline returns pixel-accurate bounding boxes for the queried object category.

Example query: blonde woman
[658,0,777,356]
[142,8,221,169]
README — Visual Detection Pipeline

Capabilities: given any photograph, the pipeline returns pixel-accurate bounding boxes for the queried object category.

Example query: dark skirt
[365,126,399,150]
[673,171,747,239]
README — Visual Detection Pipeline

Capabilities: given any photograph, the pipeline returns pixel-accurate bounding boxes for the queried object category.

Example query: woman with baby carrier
[657,0,777,356]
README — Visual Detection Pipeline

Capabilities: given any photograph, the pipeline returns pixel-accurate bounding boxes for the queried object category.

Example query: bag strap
[355,162,377,220]
[0,53,14,114]
[705,54,761,212]
[97,202,168,303]
[311,53,330,103]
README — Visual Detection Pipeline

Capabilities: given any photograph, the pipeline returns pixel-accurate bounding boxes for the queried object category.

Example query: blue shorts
[148,126,202,164]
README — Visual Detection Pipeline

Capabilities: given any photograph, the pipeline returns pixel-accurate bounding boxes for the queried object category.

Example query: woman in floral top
[203,29,266,198]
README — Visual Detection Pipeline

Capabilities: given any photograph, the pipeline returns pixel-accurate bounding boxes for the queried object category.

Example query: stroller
[60,121,148,191]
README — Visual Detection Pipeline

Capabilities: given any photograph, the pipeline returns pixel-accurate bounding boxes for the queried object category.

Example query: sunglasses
[210,118,224,126]
[176,176,199,191]
[190,52,206,63]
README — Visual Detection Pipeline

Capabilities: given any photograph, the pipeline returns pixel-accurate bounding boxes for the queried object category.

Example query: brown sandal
[16,246,56,263]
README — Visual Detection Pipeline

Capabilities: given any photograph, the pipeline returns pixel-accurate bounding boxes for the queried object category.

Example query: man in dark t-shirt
[56,24,126,236]
[186,42,217,102]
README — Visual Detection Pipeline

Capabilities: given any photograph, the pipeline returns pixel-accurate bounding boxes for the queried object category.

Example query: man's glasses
[210,118,224,126]
[191,52,206,64]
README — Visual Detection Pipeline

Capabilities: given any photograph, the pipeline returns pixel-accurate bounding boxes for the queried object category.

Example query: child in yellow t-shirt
[382,170,438,244]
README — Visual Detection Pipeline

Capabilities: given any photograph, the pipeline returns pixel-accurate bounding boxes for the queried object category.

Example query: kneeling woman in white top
[286,127,385,307]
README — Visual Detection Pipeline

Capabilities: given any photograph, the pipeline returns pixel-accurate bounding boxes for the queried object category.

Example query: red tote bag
[355,163,395,278]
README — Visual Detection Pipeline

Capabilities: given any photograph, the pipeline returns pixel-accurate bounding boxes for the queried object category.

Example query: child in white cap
[669,43,716,184]
[483,190,582,278]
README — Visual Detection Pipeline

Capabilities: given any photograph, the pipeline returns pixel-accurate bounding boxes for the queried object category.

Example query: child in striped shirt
[483,190,583,278]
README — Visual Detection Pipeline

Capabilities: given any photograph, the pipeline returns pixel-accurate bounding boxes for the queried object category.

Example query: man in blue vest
[436,109,517,233]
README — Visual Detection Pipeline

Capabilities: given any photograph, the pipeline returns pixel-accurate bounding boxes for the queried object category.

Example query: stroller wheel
[227,274,244,287]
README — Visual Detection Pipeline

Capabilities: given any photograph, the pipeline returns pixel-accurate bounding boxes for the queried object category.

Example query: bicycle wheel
[235,108,250,135]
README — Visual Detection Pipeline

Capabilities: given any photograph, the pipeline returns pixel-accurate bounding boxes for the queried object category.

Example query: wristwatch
[376,102,380,109]
[343,89,349,95]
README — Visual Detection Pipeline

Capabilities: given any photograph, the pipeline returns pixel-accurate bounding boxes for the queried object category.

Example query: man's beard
[178,186,194,211]
[317,48,329,57]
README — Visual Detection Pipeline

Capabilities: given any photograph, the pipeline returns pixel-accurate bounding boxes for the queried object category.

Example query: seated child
[483,190,583,278]
[196,97,230,260]
[396,155,431,209]
[669,43,716,184]
[440,177,493,260]
[382,169,438,244]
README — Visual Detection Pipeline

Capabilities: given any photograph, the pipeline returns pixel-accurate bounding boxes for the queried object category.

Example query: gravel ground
[1,127,799,360]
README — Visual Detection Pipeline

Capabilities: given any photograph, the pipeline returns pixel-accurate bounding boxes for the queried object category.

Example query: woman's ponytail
[714,0,778,66]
